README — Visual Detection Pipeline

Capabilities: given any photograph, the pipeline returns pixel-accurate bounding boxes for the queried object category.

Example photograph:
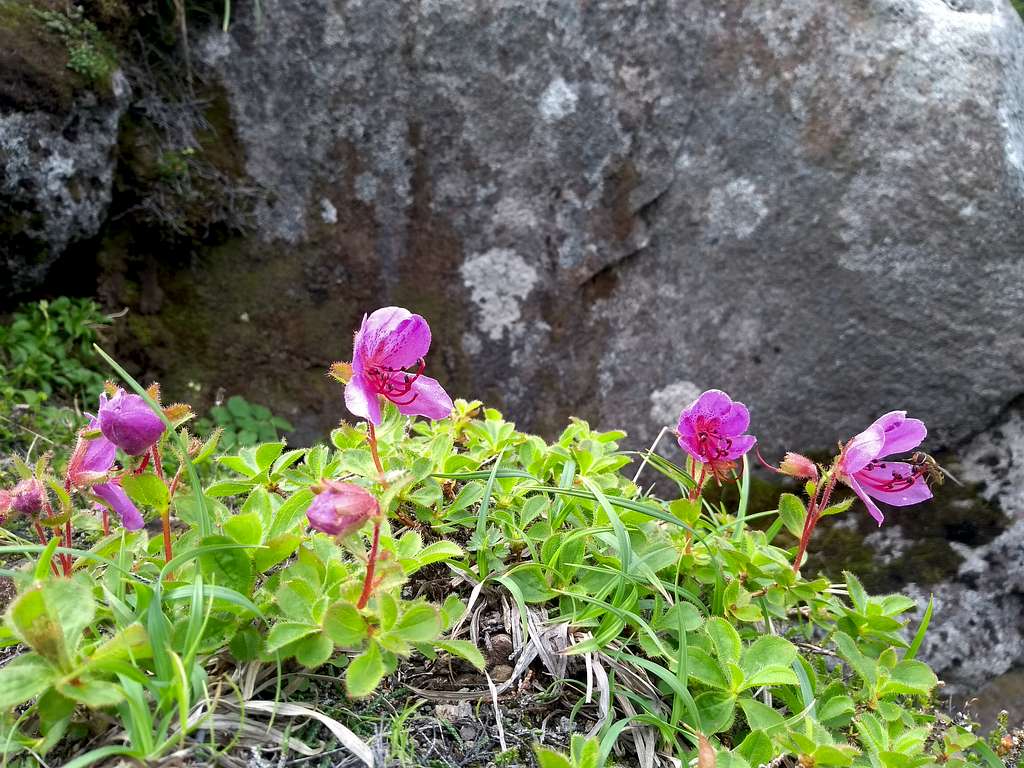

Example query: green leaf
[740,636,798,678]
[844,571,869,614]
[0,654,57,708]
[394,604,442,643]
[121,473,169,512]
[534,747,574,768]
[197,535,254,595]
[56,676,124,708]
[224,512,263,547]
[276,579,319,623]
[265,622,319,653]
[404,541,464,573]
[707,616,741,666]
[323,602,369,648]
[777,493,807,538]
[227,396,250,417]
[695,690,736,734]
[206,480,255,498]
[879,660,937,697]
[737,697,785,731]
[742,665,799,689]
[346,642,385,698]
[686,647,729,689]
[294,633,334,668]
[268,489,315,539]
[435,639,486,671]
[253,533,301,572]
[736,730,774,766]
[834,631,878,689]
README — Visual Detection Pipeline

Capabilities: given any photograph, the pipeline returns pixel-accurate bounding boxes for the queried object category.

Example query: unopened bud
[307,481,379,537]
[780,452,818,481]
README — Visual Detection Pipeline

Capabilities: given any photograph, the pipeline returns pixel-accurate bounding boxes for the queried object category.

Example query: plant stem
[151,444,173,565]
[162,509,173,564]
[367,422,385,481]
[34,521,60,577]
[356,520,381,610]
[63,519,73,576]
[792,471,838,574]
[688,463,707,502]
[102,507,110,536]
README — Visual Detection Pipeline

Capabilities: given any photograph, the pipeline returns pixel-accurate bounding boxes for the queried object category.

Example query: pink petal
[718,401,750,436]
[394,374,453,421]
[855,462,934,507]
[879,416,927,457]
[847,476,885,526]
[841,423,885,474]
[721,434,756,461]
[344,373,382,425]
[676,433,701,461]
[359,307,431,370]
[688,389,734,420]
[94,482,144,531]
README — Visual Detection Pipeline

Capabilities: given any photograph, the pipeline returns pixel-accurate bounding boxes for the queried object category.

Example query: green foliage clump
[0,372,1007,766]
[195,394,294,449]
[0,298,109,455]
[34,6,118,85]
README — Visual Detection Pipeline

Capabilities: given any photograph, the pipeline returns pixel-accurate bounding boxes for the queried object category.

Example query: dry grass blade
[485,671,507,752]
[223,700,374,767]
[585,653,611,738]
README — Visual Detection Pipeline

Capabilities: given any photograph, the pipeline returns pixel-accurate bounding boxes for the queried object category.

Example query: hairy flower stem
[355,421,390,608]
[792,471,838,574]
[101,508,110,536]
[356,520,381,610]
[150,444,173,565]
[688,462,707,502]
[63,520,73,576]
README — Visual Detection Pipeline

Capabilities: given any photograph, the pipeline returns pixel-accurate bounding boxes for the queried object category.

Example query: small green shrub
[0,298,110,456]
[34,6,118,85]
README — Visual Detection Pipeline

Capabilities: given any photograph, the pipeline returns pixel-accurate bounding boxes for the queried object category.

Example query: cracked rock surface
[186,0,1024,448]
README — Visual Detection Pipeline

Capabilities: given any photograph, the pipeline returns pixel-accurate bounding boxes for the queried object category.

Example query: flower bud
[306,481,379,537]
[8,478,45,518]
[780,452,819,481]
[99,389,166,456]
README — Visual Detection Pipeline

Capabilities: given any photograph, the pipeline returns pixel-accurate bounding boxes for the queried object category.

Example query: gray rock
[902,407,1024,700]
[186,0,1024,450]
[1,72,128,295]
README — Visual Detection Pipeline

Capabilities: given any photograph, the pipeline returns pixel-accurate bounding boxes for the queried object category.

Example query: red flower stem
[102,508,110,536]
[356,520,381,610]
[63,519,73,576]
[135,453,151,475]
[161,509,173,565]
[151,444,165,482]
[792,472,838,574]
[34,522,60,577]
[168,466,184,499]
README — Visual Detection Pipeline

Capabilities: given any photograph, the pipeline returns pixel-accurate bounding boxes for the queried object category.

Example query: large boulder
[177,0,1024,450]
[0,4,127,295]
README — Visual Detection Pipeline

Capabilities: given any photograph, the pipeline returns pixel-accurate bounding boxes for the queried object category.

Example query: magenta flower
[836,410,932,526]
[676,389,756,479]
[66,410,144,531]
[99,389,166,456]
[344,307,453,426]
[307,481,380,537]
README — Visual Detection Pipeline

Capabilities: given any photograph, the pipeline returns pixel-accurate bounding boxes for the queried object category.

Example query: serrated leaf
[294,633,334,668]
[0,655,57,708]
[740,636,798,678]
[707,617,741,666]
[346,642,385,698]
[121,473,169,512]
[265,622,319,653]
[323,602,368,648]
[880,660,937,697]
[393,604,442,643]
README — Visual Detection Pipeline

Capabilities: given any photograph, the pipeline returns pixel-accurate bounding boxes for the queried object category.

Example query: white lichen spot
[492,197,538,230]
[319,198,338,224]
[539,77,579,122]
[461,332,483,356]
[459,248,539,341]
[649,380,702,426]
[354,172,378,203]
[707,177,769,239]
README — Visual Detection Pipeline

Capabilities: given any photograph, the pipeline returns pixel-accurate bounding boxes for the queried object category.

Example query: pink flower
[676,389,756,479]
[66,408,144,531]
[67,415,117,488]
[836,410,932,526]
[306,481,380,537]
[99,389,166,456]
[344,307,453,426]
